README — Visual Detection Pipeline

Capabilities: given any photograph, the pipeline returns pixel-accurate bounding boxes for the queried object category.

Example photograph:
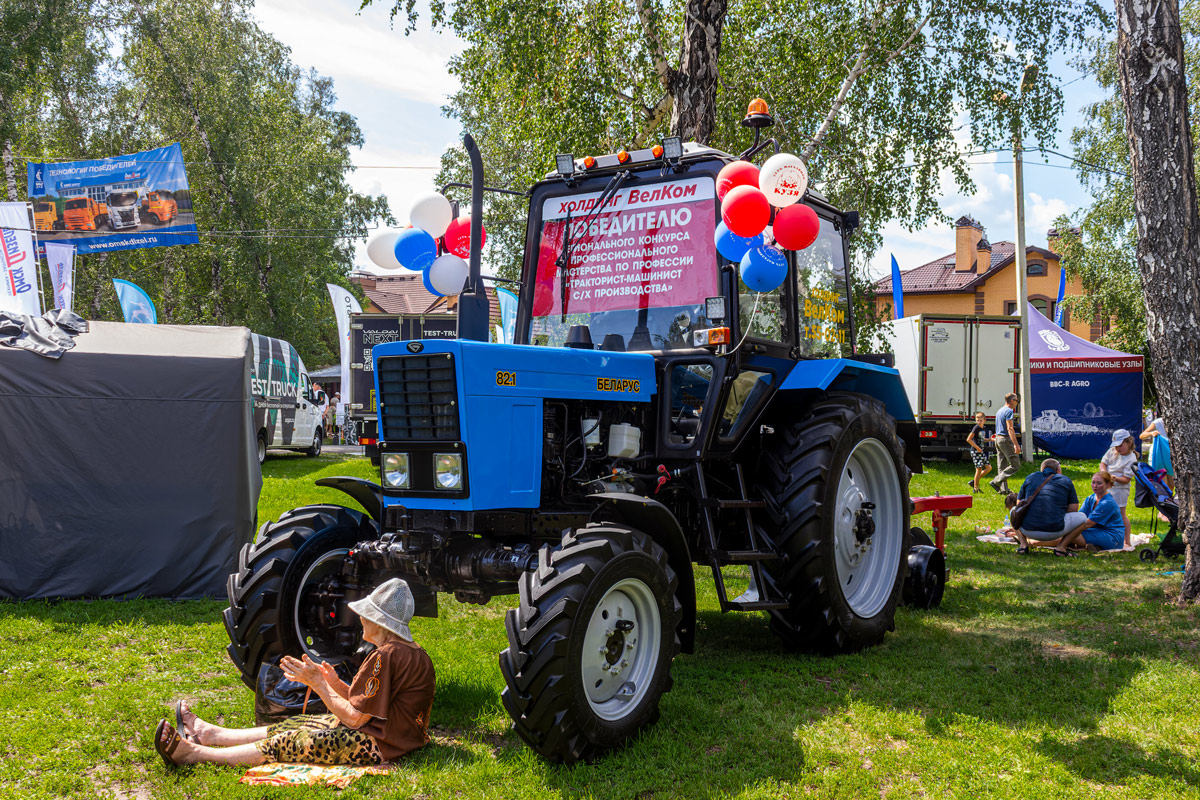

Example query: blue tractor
[224,115,921,764]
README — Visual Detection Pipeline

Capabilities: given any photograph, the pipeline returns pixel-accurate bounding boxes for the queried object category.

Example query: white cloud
[253,0,462,105]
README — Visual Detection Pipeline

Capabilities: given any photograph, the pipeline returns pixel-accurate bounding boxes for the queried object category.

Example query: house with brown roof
[351,271,502,330]
[870,217,1104,342]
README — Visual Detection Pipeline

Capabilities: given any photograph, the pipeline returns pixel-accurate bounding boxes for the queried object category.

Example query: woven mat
[240,762,390,788]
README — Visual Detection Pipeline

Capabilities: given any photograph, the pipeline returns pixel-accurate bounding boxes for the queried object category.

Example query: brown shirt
[347,639,436,761]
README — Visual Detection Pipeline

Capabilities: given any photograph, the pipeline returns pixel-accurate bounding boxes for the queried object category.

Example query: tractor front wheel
[499,524,681,764]
[223,505,377,689]
[758,393,911,653]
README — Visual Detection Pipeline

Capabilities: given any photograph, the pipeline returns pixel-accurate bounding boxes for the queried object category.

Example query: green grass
[1,455,1197,799]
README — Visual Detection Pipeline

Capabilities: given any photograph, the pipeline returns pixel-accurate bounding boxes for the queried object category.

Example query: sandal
[1015,546,1029,555]
[154,719,183,769]
[174,700,196,743]
[1052,548,1076,557]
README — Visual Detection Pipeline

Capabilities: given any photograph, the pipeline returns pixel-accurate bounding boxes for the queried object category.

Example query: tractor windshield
[793,216,852,356]
[528,175,720,350]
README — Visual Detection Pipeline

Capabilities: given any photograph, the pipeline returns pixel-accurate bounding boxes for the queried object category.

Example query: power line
[12,154,439,171]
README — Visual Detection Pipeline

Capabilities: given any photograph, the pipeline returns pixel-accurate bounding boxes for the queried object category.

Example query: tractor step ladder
[696,462,788,612]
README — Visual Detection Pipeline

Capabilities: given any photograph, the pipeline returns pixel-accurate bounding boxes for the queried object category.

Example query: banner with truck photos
[27,143,199,254]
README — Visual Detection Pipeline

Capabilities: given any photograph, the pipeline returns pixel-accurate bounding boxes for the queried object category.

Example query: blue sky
[252,0,1109,281]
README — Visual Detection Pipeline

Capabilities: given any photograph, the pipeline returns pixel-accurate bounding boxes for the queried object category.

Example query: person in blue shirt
[989,393,1022,495]
[1057,472,1126,553]
[1014,458,1086,554]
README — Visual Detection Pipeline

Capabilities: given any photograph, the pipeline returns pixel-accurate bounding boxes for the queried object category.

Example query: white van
[251,333,325,464]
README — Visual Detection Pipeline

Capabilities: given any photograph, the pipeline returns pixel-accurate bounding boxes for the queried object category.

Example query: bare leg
[184,707,270,747]
[1121,506,1131,549]
[1056,526,1085,552]
[162,724,268,767]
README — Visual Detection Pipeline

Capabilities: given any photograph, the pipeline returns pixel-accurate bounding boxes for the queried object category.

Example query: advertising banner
[45,242,75,312]
[112,279,158,324]
[327,283,363,424]
[533,176,718,317]
[496,287,518,343]
[27,143,198,254]
[0,202,42,316]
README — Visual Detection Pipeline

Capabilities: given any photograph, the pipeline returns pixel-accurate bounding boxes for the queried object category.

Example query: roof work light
[556,154,575,177]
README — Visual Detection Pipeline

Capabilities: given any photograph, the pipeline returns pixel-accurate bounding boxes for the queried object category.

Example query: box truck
[879,314,1020,458]
[346,312,457,464]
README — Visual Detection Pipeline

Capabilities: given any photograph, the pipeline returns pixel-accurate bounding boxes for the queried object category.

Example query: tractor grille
[377,354,460,441]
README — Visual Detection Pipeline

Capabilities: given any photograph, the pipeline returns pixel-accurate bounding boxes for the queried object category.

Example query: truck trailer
[879,313,1020,458]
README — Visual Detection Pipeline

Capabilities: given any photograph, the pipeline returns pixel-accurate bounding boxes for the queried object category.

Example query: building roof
[871,242,1059,295]
[351,271,503,328]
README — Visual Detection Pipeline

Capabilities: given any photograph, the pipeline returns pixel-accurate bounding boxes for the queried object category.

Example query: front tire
[306,428,323,457]
[758,393,911,653]
[256,432,267,465]
[499,525,681,764]
[223,505,378,689]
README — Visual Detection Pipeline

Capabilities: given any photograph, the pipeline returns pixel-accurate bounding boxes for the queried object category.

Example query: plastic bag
[254,657,356,725]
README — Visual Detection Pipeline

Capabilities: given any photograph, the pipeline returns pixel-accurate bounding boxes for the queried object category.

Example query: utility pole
[1012,66,1036,461]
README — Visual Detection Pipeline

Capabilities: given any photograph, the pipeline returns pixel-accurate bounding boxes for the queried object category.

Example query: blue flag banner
[1054,266,1067,327]
[496,287,519,344]
[27,143,198,255]
[890,254,904,319]
[112,279,157,324]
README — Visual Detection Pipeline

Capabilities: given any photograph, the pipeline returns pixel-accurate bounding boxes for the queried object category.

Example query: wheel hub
[832,439,904,618]
[580,578,661,720]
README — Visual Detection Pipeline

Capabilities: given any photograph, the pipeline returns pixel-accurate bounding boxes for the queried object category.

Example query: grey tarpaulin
[0,308,90,358]
[0,321,262,599]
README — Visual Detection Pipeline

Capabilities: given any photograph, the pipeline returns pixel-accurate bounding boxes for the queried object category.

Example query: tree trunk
[1114,0,1200,602]
[669,0,727,144]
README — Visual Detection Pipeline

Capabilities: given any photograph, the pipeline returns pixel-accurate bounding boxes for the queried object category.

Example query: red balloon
[716,161,760,200]
[772,203,820,250]
[721,185,770,238]
[443,216,486,258]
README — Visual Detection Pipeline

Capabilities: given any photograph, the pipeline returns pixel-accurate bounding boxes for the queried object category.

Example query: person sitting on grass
[153,578,435,769]
[1014,458,1087,555]
[1055,472,1127,553]
[994,492,1020,541]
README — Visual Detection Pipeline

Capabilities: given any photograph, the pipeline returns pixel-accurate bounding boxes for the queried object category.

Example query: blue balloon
[714,222,763,263]
[422,265,443,297]
[394,228,438,271]
[740,245,788,293]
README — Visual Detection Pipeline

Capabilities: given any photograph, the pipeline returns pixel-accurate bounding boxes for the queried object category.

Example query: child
[994,493,1019,542]
[967,411,994,492]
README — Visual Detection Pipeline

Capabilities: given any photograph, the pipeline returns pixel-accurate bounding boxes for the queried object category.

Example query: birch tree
[1114,0,1200,602]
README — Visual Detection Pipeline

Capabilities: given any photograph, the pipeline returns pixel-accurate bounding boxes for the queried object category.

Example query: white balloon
[367,230,403,270]
[428,253,469,296]
[409,192,454,238]
[759,153,809,208]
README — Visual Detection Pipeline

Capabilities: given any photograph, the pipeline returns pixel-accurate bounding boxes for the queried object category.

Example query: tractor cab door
[655,353,726,460]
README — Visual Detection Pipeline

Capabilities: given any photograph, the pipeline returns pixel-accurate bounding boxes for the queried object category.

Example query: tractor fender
[315,477,382,524]
[587,492,696,654]
[777,359,922,474]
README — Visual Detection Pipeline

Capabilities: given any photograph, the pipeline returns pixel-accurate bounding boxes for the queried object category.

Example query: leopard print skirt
[255,713,383,766]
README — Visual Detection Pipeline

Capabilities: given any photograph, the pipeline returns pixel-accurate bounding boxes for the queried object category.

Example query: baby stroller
[1133,462,1185,562]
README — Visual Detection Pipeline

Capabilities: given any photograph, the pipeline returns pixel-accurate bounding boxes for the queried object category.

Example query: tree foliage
[373,0,1103,324]
[1,0,388,366]
[1056,4,1200,395]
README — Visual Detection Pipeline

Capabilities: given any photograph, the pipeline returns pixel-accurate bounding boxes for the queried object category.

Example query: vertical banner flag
[27,143,198,254]
[496,286,518,344]
[890,254,904,319]
[112,278,157,323]
[45,242,76,312]
[0,201,42,316]
[1054,266,1067,327]
[326,283,362,424]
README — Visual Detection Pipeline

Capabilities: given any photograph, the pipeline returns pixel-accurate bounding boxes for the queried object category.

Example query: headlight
[434,453,462,489]
[382,453,410,488]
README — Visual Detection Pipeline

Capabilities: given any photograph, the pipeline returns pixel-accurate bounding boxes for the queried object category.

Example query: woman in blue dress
[1055,472,1126,554]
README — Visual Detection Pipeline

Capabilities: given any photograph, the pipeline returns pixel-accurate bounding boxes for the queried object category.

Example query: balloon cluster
[365,193,488,297]
[713,153,819,294]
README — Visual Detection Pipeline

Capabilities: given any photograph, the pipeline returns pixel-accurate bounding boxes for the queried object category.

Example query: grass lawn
[1,454,1197,799]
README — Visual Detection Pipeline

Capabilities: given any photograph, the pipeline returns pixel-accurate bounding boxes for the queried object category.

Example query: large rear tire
[758,393,911,653]
[224,505,377,689]
[499,525,681,764]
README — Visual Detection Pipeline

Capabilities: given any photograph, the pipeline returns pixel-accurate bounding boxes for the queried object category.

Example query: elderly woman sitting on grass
[153,578,435,769]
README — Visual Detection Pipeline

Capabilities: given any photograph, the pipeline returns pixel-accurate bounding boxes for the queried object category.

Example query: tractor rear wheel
[499,524,681,764]
[223,505,377,689]
[758,393,911,653]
